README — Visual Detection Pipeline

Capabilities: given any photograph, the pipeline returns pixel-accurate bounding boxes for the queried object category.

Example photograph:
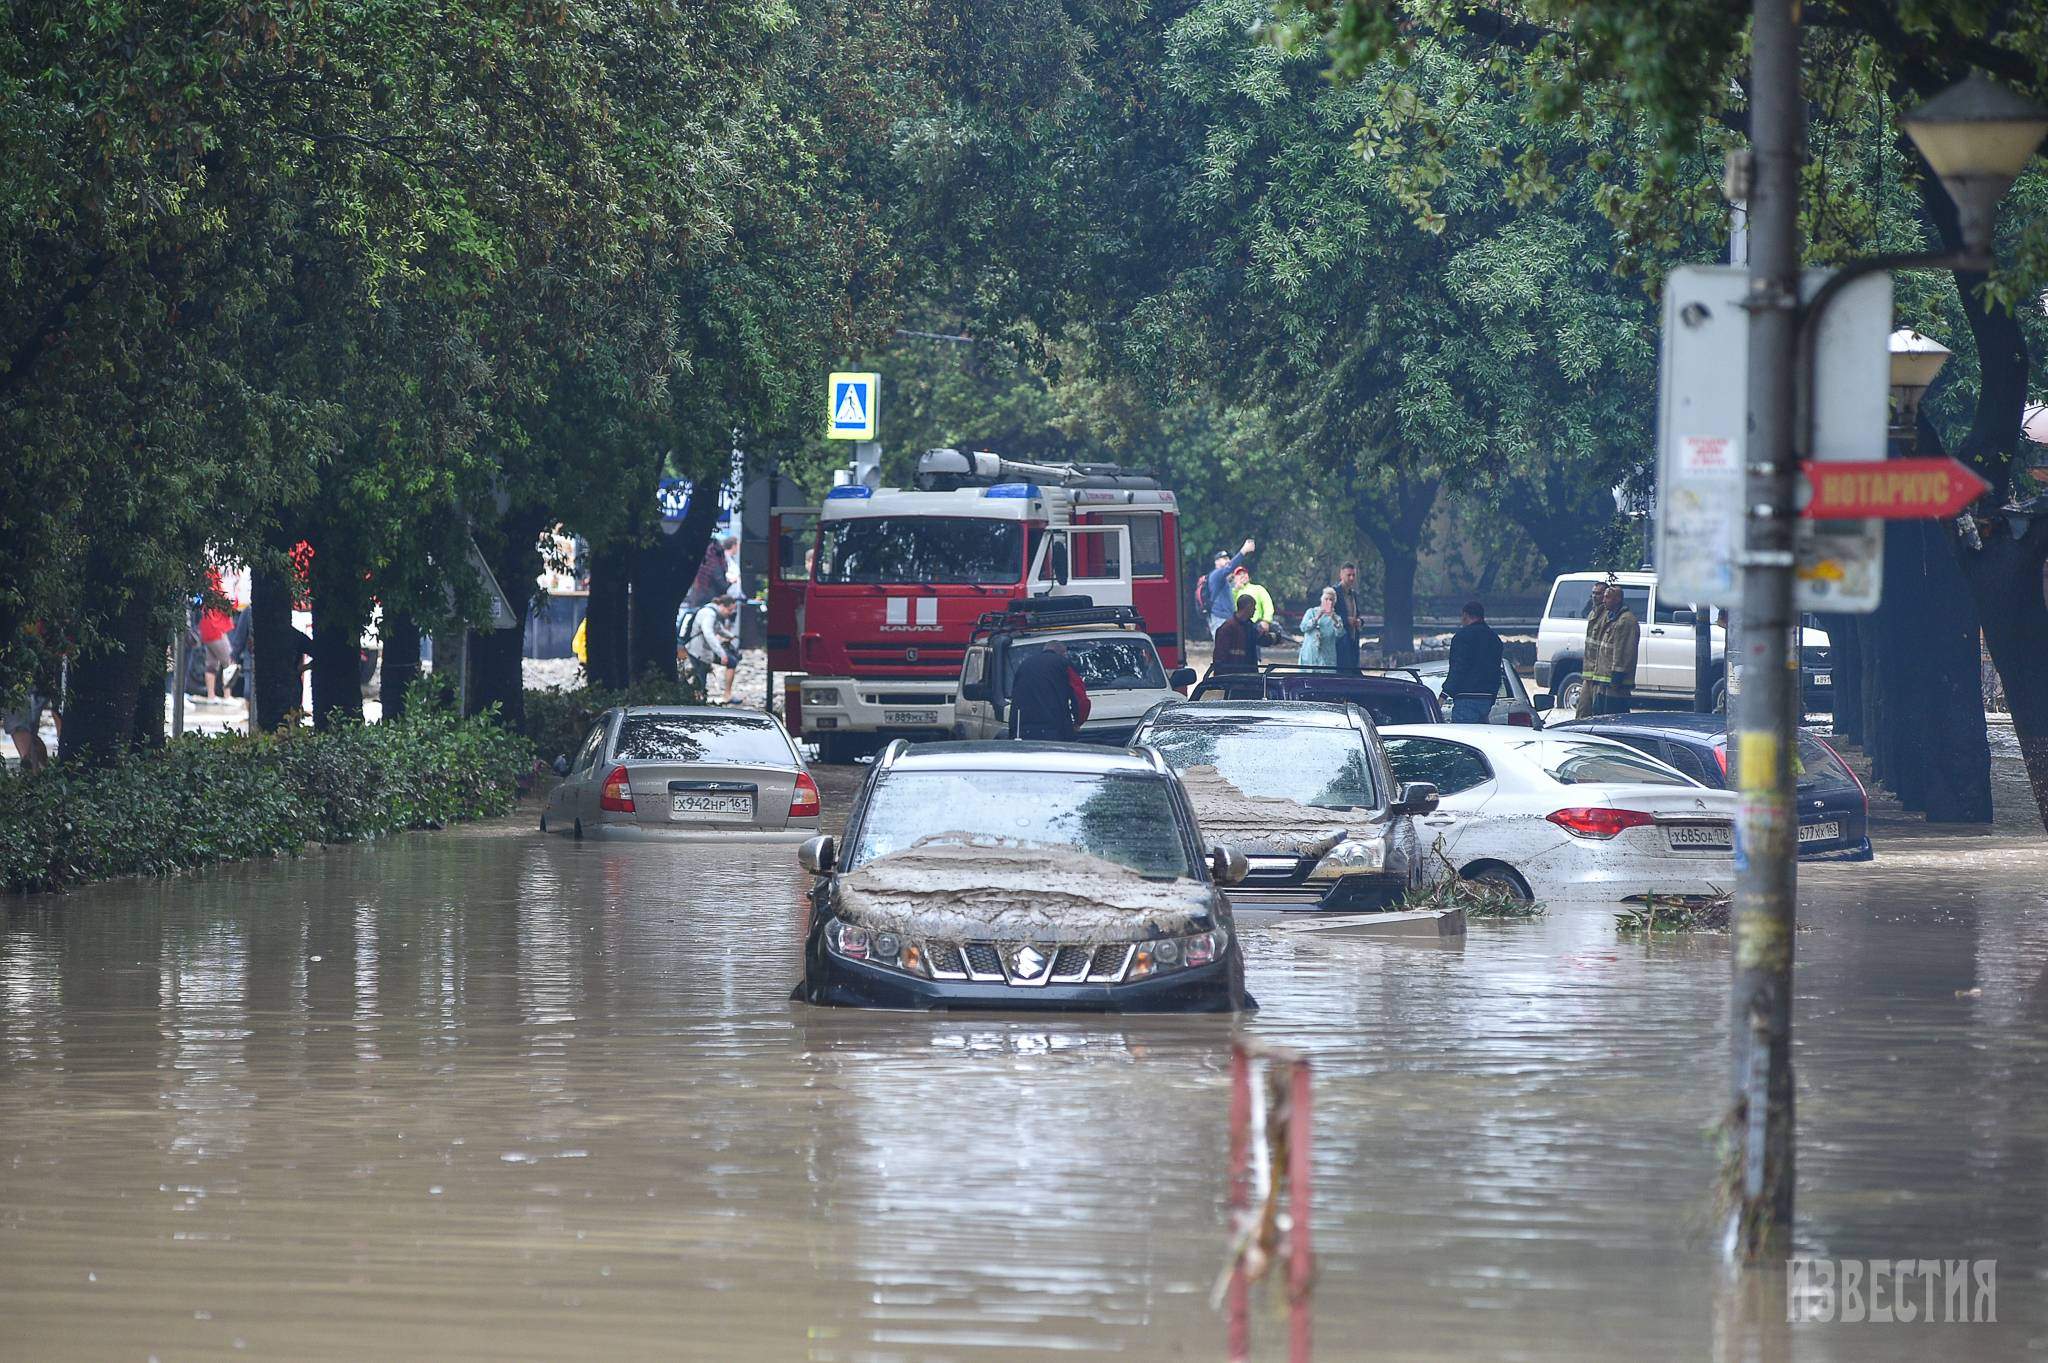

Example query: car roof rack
[1253,663,1426,684]
[971,600,1146,638]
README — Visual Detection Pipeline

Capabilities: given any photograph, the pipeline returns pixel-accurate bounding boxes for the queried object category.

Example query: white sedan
[1378,725,1737,902]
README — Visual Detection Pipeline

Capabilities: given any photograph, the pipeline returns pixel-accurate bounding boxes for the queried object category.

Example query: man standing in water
[1575,581,1611,719]
[1009,640,1091,742]
[1596,582,1641,715]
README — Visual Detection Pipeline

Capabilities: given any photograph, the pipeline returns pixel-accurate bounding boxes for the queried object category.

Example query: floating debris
[1615,894,1732,934]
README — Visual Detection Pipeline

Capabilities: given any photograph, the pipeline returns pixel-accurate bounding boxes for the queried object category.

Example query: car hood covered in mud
[834,836,1217,944]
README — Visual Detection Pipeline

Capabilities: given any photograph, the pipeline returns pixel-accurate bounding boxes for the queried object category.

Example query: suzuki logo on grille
[905,647,919,662]
[1011,945,1048,980]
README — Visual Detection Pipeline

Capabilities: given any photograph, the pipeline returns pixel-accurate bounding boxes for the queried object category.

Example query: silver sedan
[541,706,820,841]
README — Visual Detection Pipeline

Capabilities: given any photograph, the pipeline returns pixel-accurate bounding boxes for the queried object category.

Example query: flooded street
[4,772,2046,1361]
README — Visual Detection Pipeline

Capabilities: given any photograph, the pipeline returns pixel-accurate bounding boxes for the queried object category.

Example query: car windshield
[850,770,1195,879]
[614,714,794,765]
[1538,741,1696,787]
[1144,720,1380,809]
[816,517,1022,584]
[1007,636,1165,691]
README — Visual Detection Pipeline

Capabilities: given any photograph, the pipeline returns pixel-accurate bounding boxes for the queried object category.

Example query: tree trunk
[468,510,546,728]
[133,625,168,751]
[308,530,368,731]
[379,612,422,720]
[583,539,632,691]
[1819,614,1862,747]
[1900,519,1991,822]
[60,558,155,768]
[1919,159,2046,831]
[631,476,722,685]
[1959,517,2048,830]
[1357,473,1438,657]
[251,554,300,732]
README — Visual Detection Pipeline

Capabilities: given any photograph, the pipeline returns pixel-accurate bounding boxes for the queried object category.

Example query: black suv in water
[1547,712,1872,861]
[794,741,1254,1012]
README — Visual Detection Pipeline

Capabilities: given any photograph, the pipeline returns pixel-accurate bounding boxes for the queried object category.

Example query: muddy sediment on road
[836,836,1212,942]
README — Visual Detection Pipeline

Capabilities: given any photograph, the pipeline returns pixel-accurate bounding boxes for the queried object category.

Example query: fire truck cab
[769,449,1184,760]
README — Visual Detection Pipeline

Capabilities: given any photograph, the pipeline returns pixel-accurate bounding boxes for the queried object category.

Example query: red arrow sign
[1799,457,1991,520]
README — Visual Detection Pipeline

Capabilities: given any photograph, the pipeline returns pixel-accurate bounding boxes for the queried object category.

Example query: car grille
[862,691,957,706]
[846,643,965,675]
[919,940,1134,985]
[1802,645,1832,671]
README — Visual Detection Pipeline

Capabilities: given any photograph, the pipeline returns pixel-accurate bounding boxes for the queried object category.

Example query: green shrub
[0,704,530,894]
[522,674,704,765]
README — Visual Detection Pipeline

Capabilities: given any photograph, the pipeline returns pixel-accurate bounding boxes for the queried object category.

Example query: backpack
[1195,572,1212,614]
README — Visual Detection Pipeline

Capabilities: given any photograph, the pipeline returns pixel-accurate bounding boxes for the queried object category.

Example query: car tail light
[790,772,821,817]
[1508,710,1534,728]
[600,766,635,813]
[1547,807,1656,839]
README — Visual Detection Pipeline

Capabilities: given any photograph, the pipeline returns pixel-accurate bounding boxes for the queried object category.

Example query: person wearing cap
[1203,539,1256,635]
[1595,582,1641,714]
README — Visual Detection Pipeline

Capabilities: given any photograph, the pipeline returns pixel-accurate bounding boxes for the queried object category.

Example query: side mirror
[1671,609,1697,626]
[1209,845,1250,886]
[1533,695,1553,714]
[1169,666,1197,693]
[798,834,837,876]
[1393,781,1440,816]
[552,754,572,777]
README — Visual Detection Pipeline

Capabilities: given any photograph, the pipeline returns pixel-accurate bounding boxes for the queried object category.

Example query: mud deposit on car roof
[836,837,1212,942]
[2,786,2046,1360]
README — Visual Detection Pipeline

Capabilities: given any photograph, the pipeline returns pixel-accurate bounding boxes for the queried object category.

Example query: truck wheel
[1712,677,1728,712]
[1553,673,1584,714]
[816,734,852,765]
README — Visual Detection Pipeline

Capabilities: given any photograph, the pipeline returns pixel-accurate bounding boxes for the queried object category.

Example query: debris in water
[500,1152,538,1165]
[1956,987,1983,999]
[1615,894,1732,934]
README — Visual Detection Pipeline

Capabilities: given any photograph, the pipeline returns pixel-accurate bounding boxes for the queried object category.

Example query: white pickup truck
[955,604,1197,745]
[1534,571,1833,714]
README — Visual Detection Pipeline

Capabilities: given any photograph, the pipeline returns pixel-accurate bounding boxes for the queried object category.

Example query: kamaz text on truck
[768,449,1185,761]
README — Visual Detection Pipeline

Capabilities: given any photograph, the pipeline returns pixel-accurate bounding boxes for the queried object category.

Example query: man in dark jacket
[1009,641,1091,741]
[1444,599,1504,724]
[1332,563,1364,671]
[1210,593,1261,674]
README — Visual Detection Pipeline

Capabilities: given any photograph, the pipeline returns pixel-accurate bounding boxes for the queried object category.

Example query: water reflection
[0,819,2040,1359]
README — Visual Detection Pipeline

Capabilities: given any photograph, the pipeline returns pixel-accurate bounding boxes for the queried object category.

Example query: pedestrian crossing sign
[827,371,879,441]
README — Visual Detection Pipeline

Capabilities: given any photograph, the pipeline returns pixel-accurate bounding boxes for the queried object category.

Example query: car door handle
[1649,628,1667,635]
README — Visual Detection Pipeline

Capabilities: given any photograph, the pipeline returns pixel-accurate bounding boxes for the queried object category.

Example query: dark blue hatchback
[1190,665,1443,728]
[1549,712,1873,861]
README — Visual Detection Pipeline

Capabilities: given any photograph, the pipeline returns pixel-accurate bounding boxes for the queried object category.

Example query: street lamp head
[1902,73,2048,259]
[1888,328,1951,394]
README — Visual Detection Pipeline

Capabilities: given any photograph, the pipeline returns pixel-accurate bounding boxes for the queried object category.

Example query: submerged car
[1380,725,1738,901]
[542,705,820,840]
[794,741,1253,1013]
[1545,712,1871,860]
[1131,701,1447,922]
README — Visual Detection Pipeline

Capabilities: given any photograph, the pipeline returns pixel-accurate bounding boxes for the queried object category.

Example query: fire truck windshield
[815,517,1023,585]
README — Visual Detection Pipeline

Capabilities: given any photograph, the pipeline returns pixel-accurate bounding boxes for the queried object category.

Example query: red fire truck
[768,449,1185,760]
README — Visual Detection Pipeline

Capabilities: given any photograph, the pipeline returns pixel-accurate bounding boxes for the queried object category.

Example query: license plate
[884,709,938,725]
[671,793,753,819]
[1666,823,1733,850]
[1812,673,1832,686]
[1798,820,1841,844]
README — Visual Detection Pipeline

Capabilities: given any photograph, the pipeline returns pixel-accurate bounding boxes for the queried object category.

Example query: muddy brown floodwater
[3,765,2046,1361]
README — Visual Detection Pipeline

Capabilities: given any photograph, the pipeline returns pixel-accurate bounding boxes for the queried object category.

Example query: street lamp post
[1728,32,2048,1264]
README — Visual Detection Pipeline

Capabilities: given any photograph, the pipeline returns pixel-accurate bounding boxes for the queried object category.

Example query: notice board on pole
[1654,265,1891,613]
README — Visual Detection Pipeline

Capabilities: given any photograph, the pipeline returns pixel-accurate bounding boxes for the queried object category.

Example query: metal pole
[170,615,187,738]
[1701,200,1749,713]
[1730,0,1802,1262]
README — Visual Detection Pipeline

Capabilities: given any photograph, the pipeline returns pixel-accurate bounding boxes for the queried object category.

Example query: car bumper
[1522,846,1737,902]
[578,819,819,844]
[799,678,958,738]
[1800,834,1873,862]
[797,952,1251,1013]
[1228,869,1408,913]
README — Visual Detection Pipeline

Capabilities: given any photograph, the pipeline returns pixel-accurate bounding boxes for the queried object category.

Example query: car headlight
[1304,837,1388,881]
[824,919,925,975]
[805,687,841,707]
[1128,927,1230,978]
